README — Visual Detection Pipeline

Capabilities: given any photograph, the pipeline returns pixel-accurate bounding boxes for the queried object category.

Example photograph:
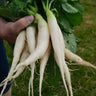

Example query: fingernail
[26,15,34,24]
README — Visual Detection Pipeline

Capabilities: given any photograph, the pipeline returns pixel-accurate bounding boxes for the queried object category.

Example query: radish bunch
[0,1,96,96]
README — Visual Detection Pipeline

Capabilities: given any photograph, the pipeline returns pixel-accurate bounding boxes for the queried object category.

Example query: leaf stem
[49,0,54,10]
[41,0,55,12]
[27,8,35,16]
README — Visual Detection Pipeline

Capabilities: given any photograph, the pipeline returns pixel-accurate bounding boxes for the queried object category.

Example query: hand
[0,15,34,43]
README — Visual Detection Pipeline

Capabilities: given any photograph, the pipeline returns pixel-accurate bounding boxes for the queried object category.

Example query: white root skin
[39,42,51,96]
[26,27,36,53]
[10,31,26,76]
[54,23,69,96]
[28,65,35,96]
[58,24,73,96]
[62,59,73,96]
[46,10,72,96]
[26,26,36,96]
[14,14,49,73]
[0,31,26,96]
[65,48,96,69]
[54,53,69,96]
[12,43,30,79]
[20,43,30,62]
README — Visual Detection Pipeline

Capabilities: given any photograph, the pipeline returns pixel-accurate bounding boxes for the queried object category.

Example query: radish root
[65,48,96,69]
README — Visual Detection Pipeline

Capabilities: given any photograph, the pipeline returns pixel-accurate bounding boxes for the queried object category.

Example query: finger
[0,17,7,24]
[12,15,34,34]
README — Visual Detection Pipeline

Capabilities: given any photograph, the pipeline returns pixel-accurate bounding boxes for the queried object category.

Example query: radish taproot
[46,9,73,96]
[26,26,36,96]
[12,43,29,79]
[39,42,51,96]
[65,48,96,69]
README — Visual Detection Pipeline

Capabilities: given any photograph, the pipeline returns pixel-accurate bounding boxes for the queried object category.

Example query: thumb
[12,15,34,34]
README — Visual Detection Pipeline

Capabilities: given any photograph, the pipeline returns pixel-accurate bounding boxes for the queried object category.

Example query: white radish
[10,31,26,75]
[54,25,69,95]
[39,42,51,96]
[28,65,35,96]
[20,43,30,62]
[26,26,36,53]
[65,48,96,69]
[46,9,72,96]
[14,13,49,72]
[0,31,26,96]
[12,43,30,79]
[57,23,73,96]
[54,53,69,96]
[26,26,36,96]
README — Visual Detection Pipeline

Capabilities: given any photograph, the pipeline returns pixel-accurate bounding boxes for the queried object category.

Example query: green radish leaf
[9,0,25,12]
[0,0,27,21]
[60,0,67,3]
[74,4,84,13]
[0,8,18,21]
[0,7,26,21]
[58,16,74,33]
[65,12,83,26]
[62,3,78,13]
[26,0,32,3]
[63,33,77,53]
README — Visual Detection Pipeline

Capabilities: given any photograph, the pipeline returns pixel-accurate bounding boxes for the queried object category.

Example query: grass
[4,0,96,96]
